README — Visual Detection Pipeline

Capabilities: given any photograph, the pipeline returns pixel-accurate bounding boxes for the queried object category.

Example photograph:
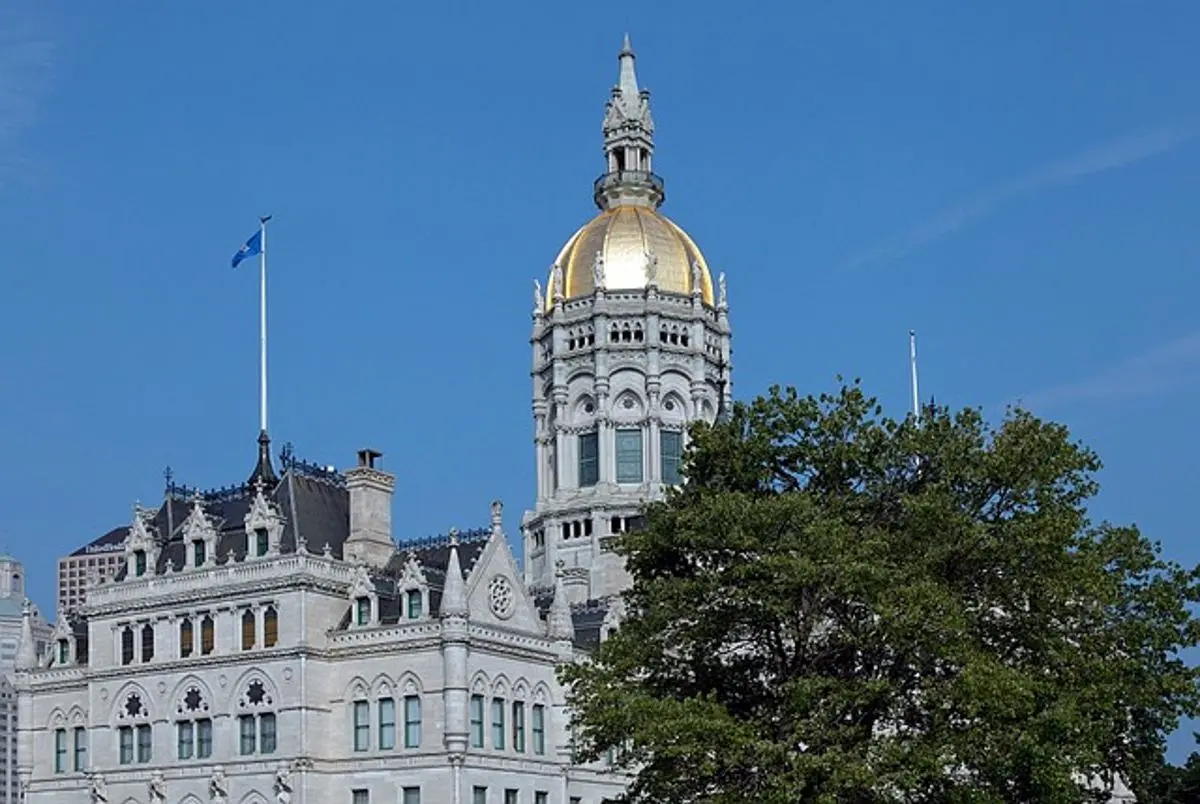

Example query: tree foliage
[562,383,1200,803]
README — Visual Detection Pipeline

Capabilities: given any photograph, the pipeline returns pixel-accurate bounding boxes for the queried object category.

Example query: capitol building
[15,38,731,804]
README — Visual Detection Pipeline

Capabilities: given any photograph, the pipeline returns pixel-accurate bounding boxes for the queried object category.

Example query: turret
[440,530,470,758]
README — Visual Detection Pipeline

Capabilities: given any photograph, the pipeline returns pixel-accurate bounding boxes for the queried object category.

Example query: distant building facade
[56,530,126,616]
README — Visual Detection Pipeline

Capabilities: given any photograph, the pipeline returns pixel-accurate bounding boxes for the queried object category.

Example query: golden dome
[547,205,714,308]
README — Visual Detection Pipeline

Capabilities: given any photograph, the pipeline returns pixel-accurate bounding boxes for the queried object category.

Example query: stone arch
[491,673,512,698]
[110,681,154,724]
[179,795,204,804]
[396,671,424,697]
[469,670,490,696]
[169,675,216,718]
[227,668,280,713]
[571,394,596,424]
[44,706,67,730]
[120,798,140,804]
[612,389,645,420]
[512,678,530,700]
[238,792,268,804]
[371,673,393,700]
[660,390,688,425]
[67,704,86,726]
[342,675,370,703]
[531,680,556,706]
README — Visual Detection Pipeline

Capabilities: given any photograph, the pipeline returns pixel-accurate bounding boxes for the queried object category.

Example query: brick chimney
[344,449,396,568]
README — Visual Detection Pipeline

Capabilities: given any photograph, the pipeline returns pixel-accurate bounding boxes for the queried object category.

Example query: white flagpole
[909,329,920,424]
[259,216,269,434]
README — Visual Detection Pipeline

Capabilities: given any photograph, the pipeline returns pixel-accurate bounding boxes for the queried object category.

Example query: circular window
[584,402,595,414]
[488,576,516,620]
[664,399,675,411]
[622,397,634,409]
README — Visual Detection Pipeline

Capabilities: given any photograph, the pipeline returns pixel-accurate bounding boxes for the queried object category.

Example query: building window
[241,609,256,650]
[134,550,147,577]
[402,788,420,804]
[616,428,643,483]
[239,715,256,755]
[504,791,519,804]
[177,721,194,759]
[254,528,269,557]
[197,719,213,758]
[352,791,370,804]
[353,700,370,752]
[491,697,506,750]
[120,627,134,665]
[179,618,194,658]
[578,432,599,487]
[56,639,68,665]
[404,695,421,748]
[260,713,277,754]
[136,724,152,763]
[263,606,278,648]
[73,727,87,771]
[355,597,370,626]
[661,430,683,485]
[53,729,66,773]
[469,695,485,748]
[536,793,549,804]
[200,615,215,655]
[140,623,154,662]
[532,704,545,755]
[378,698,395,751]
[512,701,526,752]
[118,726,134,765]
[406,589,422,619]
[193,540,206,567]
[472,788,488,804]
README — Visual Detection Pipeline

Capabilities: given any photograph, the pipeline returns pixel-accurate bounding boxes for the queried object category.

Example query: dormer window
[192,541,206,568]
[406,590,422,620]
[133,551,147,577]
[355,598,371,626]
[254,529,268,558]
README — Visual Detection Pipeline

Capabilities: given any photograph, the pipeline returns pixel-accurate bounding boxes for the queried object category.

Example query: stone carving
[592,250,606,289]
[148,770,166,802]
[88,773,108,803]
[533,278,544,311]
[209,766,229,802]
[644,250,659,284]
[552,262,564,300]
[488,575,516,620]
[273,761,294,804]
[718,272,727,307]
[691,260,702,295]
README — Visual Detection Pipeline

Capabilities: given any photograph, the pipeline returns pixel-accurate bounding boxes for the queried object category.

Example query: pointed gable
[464,516,543,633]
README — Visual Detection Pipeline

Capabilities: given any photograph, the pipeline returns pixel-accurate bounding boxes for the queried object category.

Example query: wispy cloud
[0,2,53,185]
[838,124,1197,273]
[1015,333,1200,412]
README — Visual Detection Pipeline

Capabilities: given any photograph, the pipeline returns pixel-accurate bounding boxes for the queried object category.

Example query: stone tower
[522,36,732,602]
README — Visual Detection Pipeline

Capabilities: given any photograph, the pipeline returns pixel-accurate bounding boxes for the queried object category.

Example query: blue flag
[231,229,263,269]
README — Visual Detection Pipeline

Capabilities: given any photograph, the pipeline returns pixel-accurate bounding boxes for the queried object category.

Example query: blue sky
[3,0,1200,758]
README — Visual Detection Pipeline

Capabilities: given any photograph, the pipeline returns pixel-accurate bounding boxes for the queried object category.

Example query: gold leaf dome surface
[547,206,714,308]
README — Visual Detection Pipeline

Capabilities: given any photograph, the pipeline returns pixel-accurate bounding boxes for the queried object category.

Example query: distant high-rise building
[56,530,127,617]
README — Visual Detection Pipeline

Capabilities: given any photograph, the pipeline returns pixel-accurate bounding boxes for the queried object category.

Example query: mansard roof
[333,529,492,628]
[111,461,350,581]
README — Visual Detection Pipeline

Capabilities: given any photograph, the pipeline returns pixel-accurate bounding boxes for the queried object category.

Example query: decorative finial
[163,465,174,488]
[644,250,659,285]
[490,501,503,531]
[718,272,727,308]
[533,278,544,312]
[621,32,633,55]
[552,263,564,302]
[449,527,461,547]
[690,260,702,297]
[322,542,332,558]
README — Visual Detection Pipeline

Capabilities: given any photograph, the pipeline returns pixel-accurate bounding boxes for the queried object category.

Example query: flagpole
[909,329,920,424]
[259,216,269,434]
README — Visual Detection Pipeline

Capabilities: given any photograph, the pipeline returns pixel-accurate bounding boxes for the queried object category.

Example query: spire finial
[597,33,660,210]
[621,32,633,55]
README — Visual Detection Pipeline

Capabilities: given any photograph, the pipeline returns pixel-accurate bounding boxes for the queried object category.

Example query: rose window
[488,576,515,620]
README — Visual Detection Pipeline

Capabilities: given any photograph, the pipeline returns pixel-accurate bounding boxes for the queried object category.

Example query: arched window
[175,686,212,761]
[200,615,214,655]
[263,606,278,648]
[241,610,256,651]
[236,678,277,756]
[179,618,194,658]
[120,627,134,666]
[140,624,154,663]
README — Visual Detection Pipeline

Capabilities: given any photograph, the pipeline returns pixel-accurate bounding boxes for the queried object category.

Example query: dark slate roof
[362,529,491,627]
[111,461,350,581]
[531,590,612,652]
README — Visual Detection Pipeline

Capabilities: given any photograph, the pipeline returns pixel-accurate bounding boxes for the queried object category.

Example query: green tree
[562,383,1200,803]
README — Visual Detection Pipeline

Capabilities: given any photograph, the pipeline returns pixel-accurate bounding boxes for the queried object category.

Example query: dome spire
[596,35,661,211]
